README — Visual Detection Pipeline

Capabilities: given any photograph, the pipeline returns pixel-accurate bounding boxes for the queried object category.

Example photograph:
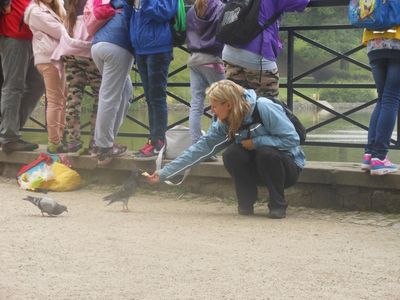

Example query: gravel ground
[0,177,399,300]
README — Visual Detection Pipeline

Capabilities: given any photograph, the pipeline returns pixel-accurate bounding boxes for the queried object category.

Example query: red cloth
[0,0,33,40]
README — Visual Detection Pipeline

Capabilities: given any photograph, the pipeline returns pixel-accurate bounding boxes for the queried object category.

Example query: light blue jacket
[159,89,306,181]
[130,0,177,55]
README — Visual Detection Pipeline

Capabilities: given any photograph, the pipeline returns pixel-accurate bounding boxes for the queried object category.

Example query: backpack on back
[348,0,400,30]
[171,0,186,47]
[216,0,281,46]
[243,99,307,144]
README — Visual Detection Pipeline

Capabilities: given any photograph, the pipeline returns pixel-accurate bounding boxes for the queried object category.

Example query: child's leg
[189,66,208,144]
[86,57,102,139]
[64,56,86,144]
[189,65,225,144]
[0,37,44,143]
[91,42,133,149]
[36,63,66,144]
[112,75,133,137]
[370,59,400,159]
[141,51,172,145]
[222,143,258,213]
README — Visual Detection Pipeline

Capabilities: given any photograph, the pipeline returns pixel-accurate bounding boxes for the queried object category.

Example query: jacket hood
[189,0,223,32]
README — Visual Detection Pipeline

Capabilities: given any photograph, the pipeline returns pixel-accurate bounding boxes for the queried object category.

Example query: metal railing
[18,0,399,149]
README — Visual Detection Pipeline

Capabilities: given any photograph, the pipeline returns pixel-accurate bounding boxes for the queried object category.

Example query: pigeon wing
[38,197,57,215]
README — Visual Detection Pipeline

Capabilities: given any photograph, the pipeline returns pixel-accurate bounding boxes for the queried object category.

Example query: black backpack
[216,0,281,46]
[241,100,307,144]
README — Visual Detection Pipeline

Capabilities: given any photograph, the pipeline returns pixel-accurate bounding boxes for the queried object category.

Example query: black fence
[16,0,400,149]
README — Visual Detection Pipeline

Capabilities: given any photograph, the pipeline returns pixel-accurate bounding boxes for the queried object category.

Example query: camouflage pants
[64,56,101,143]
[224,61,279,98]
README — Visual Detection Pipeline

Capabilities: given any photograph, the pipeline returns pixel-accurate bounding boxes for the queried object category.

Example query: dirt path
[1,177,399,300]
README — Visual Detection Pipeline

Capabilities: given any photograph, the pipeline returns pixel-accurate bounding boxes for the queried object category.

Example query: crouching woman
[146,80,305,219]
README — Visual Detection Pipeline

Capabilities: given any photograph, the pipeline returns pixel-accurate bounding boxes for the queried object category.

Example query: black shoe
[238,207,254,215]
[267,209,286,219]
[2,139,39,154]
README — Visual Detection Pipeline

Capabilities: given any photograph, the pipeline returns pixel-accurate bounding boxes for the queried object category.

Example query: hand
[146,172,160,184]
[240,139,254,150]
[2,4,11,14]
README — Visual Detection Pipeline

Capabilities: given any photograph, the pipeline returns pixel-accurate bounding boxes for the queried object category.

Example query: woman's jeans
[136,51,172,144]
[189,65,225,144]
[367,58,400,159]
[223,144,301,211]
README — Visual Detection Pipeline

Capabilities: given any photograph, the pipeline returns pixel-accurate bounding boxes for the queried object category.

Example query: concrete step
[1,146,400,213]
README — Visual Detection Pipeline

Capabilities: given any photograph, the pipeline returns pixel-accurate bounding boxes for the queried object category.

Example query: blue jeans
[136,52,172,144]
[189,65,225,144]
[366,58,400,159]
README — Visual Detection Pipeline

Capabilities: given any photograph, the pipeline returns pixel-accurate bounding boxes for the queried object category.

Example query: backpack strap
[238,101,263,137]
[253,11,282,38]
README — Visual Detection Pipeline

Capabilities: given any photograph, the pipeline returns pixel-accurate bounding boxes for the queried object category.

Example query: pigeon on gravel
[103,168,142,211]
[23,196,68,216]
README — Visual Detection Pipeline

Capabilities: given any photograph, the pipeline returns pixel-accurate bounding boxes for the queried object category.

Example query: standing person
[24,0,67,153]
[53,0,102,153]
[222,0,309,99]
[91,0,133,165]
[0,0,45,154]
[186,0,225,150]
[130,0,177,159]
[146,80,305,219]
[360,27,400,175]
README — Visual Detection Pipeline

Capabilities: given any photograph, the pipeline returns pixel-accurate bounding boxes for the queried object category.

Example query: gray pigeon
[23,196,68,216]
[103,168,142,211]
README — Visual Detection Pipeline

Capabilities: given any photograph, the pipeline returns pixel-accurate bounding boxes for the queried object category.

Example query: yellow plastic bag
[40,162,81,192]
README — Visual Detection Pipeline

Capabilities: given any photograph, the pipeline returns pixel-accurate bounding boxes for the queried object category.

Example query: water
[22,104,400,163]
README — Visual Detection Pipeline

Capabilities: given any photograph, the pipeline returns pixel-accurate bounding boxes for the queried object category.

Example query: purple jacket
[186,0,225,57]
[243,0,309,61]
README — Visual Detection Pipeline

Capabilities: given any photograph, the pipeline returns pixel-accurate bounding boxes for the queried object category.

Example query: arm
[1,0,11,14]
[157,121,231,182]
[28,7,64,40]
[141,0,177,22]
[252,99,300,150]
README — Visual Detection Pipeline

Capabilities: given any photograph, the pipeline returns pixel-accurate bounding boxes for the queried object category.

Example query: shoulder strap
[261,12,281,31]
[252,11,282,38]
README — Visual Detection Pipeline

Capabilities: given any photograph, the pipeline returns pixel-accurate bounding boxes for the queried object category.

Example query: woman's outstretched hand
[145,172,160,184]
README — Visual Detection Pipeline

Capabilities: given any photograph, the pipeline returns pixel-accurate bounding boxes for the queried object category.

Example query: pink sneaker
[361,153,371,171]
[370,157,398,176]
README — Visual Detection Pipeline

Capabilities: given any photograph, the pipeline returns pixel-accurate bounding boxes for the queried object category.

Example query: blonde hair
[36,0,66,19]
[194,0,207,18]
[65,0,80,36]
[206,80,250,138]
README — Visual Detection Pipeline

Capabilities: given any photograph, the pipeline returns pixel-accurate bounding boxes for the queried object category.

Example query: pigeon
[103,168,142,211]
[23,196,68,216]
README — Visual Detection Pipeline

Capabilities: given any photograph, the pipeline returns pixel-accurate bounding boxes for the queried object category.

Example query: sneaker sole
[370,168,398,176]
[361,163,371,171]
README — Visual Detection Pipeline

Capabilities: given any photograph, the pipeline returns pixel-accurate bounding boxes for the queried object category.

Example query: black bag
[248,100,307,144]
[216,0,281,46]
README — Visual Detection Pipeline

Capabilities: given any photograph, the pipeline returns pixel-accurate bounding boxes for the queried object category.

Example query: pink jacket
[51,16,93,61]
[24,2,92,66]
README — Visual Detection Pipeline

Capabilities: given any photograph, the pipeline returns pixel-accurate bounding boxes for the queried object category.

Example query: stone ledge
[1,146,400,191]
